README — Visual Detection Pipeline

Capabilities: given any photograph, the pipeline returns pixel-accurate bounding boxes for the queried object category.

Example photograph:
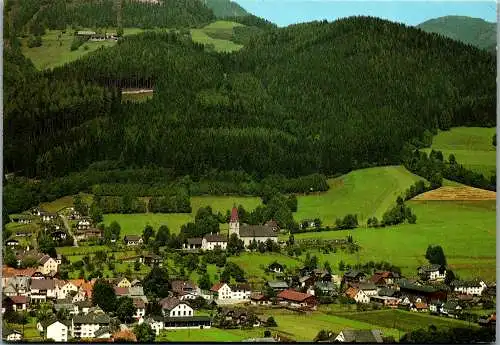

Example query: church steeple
[229,205,240,237]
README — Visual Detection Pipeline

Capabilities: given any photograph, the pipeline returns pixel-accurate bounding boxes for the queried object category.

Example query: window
[184,311,186,316]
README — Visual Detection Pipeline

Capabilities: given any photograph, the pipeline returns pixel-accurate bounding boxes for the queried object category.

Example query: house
[343,270,366,284]
[38,319,71,342]
[134,298,146,319]
[277,289,317,309]
[75,300,92,314]
[441,301,462,318]
[77,219,91,230]
[229,207,278,246]
[345,287,370,304]
[266,281,289,292]
[299,219,316,229]
[370,271,399,287]
[51,230,67,241]
[72,308,110,338]
[8,295,29,311]
[38,255,59,275]
[314,281,337,296]
[397,279,447,303]
[370,295,399,308]
[250,293,272,306]
[3,328,22,342]
[76,30,96,38]
[159,297,194,317]
[210,282,251,303]
[54,297,78,315]
[450,279,488,296]
[10,214,34,224]
[268,262,285,274]
[30,279,57,302]
[429,300,444,314]
[114,277,132,288]
[202,233,228,250]
[6,239,19,247]
[171,280,200,300]
[124,235,143,246]
[356,282,378,297]
[75,228,103,241]
[299,275,315,288]
[183,238,202,250]
[140,254,162,266]
[147,314,211,333]
[410,302,428,312]
[417,264,446,281]
[264,220,280,232]
[40,212,57,222]
[57,281,79,299]
[334,329,384,343]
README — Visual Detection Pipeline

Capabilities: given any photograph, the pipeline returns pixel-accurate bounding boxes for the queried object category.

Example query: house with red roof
[277,289,317,310]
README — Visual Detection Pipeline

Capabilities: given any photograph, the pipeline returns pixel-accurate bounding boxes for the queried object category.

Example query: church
[229,207,278,247]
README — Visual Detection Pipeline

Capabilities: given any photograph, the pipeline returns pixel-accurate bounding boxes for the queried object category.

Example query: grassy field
[157,327,264,342]
[190,20,244,52]
[339,309,479,332]
[424,127,496,178]
[294,166,425,226]
[103,213,193,235]
[191,196,262,215]
[39,192,92,212]
[56,245,111,256]
[288,200,496,280]
[228,252,302,280]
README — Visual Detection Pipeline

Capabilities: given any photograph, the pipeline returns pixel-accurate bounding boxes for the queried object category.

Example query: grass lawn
[39,192,93,213]
[191,196,262,215]
[157,327,264,342]
[261,309,400,341]
[228,252,302,280]
[294,166,425,226]
[424,127,496,178]
[121,91,154,103]
[190,28,243,52]
[103,213,193,235]
[56,245,111,256]
[288,200,496,280]
[339,309,479,332]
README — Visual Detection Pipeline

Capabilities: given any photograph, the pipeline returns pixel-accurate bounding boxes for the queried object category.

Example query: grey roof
[159,297,182,311]
[94,326,111,337]
[239,225,277,238]
[3,285,16,294]
[378,288,397,297]
[129,286,145,296]
[30,279,55,290]
[315,282,336,291]
[229,283,251,291]
[418,264,444,272]
[203,234,227,242]
[75,300,92,308]
[73,311,110,325]
[163,316,211,323]
[267,281,289,289]
[451,279,484,288]
[187,238,203,245]
[40,318,71,329]
[344,270,365,278]
[299,275,312,283]
[339,329,383,343]
[54,298,74,310]
[358,283,377,291]
[124,235,141,241]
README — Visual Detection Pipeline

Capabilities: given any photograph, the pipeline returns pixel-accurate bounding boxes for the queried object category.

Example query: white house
[4,329,22,342]
[72,308,110,338]
[417,264,446,281]
[45,321,70,342]
[147,318,165,336]
[335,329,383,343]
[57,281,79,299]
[345,287,370,304]
[201,233,228,250]
[357,283,378,297]
[124,235,143,246]
[229,207,278,247]
[134,298,146,319]
[451,280,488,296]
[159,297,194,317]
[38,255,59,275]
[30,279,57,302]
[210,282,251,303]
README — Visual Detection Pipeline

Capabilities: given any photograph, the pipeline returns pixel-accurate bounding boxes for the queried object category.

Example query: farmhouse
[345,287,370,304]
[266,281,289,292]
[147,314,211,334]
[210,282,251,303]
[38,255,59,275]
[268,262,284,274]
[3,328,22,342]
[417,264,446,281]
[133,298,146,319]
[250,293,272,306]
[30,279,57,302]
[8,295,29,311]
[335,329,383,343]
[159,297,194,317]
[450,279,488,296]
[201,233,228,250]
[370,295,399,308]
[76,219,91,230]
[410,302,429,312]
[229,207,278,246]
[343,270,366,284]
[6,239,19,247]
[441,300,462,317]
[124,235,143,246]
[183,238,202,250]
[40,212,57,222]
[369,271,399,288]
[398,279,447,303]
[277,289,317,309]
[10,214,34,224]
[171,280,200,300]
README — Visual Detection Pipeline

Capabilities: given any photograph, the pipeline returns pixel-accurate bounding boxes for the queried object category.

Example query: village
[2,206,496,342]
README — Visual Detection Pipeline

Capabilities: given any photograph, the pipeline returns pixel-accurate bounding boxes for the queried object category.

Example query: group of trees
[381,196,417,226]
[400,326,494,343]
[334,214,359,230]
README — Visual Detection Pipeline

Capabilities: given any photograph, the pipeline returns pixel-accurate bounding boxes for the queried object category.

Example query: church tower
[229,206,240,237]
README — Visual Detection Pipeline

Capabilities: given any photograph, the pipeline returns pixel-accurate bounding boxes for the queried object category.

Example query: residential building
[335,329,383,343]
[345,287,370,304]
[124,235,143,246]
[343,270,366,284]
[159,297,194,317]
[250,293,272,306]
[450,279,488,296]
[210,282,251,303]
[38,255,59,275]
[410,302,428,312]
[267,262,284,274]
[441,301,462,318]
[171,280,200,300]
[72,308,110,338]
[38,320,70,342]
[277,289,317,309]
[134,298,146,319]
[3,329,22,342]
[417,264,446,281]
[30,279,57,302]
[8,295,29,311]
[266,281,289,292]
[183,238,202,250]
[202,233,228,250]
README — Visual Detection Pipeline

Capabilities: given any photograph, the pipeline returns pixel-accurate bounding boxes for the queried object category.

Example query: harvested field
[412,186,496,201]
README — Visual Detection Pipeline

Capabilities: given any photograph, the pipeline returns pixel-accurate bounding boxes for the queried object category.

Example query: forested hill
[205,0,249,17]
[5,17,495,181]
[6,0,216,33]
[417,16,496,53]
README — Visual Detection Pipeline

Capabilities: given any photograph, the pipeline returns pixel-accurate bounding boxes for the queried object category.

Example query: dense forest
[3,10,496,212]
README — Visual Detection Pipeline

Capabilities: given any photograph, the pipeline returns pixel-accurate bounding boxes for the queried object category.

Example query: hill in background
[205,0,249,17]
[417,15,496,53]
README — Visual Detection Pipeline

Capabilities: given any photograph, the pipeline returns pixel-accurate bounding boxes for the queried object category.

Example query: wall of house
[241,236,278,247]
[169,304,193,317]
[47,322,68,342]
[202,240,227,250]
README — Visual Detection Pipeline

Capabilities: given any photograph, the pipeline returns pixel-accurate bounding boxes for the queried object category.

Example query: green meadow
[424,127,496,178]
[157,327,264,342]
[288,200,496,280]
[294,166,424,225]
[103,213,193,235]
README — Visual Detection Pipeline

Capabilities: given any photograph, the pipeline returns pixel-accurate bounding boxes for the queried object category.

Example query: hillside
[205,0,249,17]
[417,16,496,52]
[4,17,495,182]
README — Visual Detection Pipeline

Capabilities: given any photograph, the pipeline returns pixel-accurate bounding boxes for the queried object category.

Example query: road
[60,214,78,247]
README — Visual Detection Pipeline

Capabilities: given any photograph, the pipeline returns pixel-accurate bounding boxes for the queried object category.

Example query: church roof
[231,207,239,222]
[239,225,277,238]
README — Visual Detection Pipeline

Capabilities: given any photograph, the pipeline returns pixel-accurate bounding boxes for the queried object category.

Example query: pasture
[39,192,93,212]
[289,200,496,280]
[294,166,425,226]
[412,186,496,201]
[228,252,302,280]
[424,127,496,178]
[103,213,193,235]
[191,195,262,215]
[157,327,264,342]
[339,309,479,332]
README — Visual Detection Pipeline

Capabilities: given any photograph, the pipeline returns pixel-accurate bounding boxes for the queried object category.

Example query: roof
[2,266,37,278]
[203,234,228,242]
[210,282,226,292]
[75,300,93,308]
[239,225,277,238]
[378,288,397,297]
[231,206,239,222]
[187,238,202,245]
[40,318,71,329]
[30,279,55,290]
[10,295,29,305]
[94,326,111,337]
[171,280,197,294]
[358,282,377,291]
[124,235,141,241]
[265,220,279,228]
[345,287,360,299]
[299,275,312,283]
[39,255,54,265]
[114,287,129,296]
[398,280,438,293]
[451,279,484,288]
[133,298,146,309]
[344,270,365,278]
[418,264,444,272]
[159,297,182,311]
[413,302,428,309]
[73,311,110,325]
[267,281,289,289]
[278,289,314,302]
[229,283,251,291]
[250,293,267,301]
[339,329,383,343]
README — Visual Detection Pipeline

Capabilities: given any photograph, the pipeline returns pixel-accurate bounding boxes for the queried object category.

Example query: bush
[27,35,42,48]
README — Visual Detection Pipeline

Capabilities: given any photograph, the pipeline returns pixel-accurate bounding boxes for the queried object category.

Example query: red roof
[277,289,314,302]
[210,282,225,292]
[10,295,28,304]
[491,313,496,321]
[230,207,239,222]
[250,293,266,301]
[114,287,129,296]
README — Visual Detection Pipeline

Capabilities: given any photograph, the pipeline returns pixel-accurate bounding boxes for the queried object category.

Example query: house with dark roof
[417,264,446,281]
[3,328,22,342]
[183,238,203,250]
[30,279,57,302]
[124,235,143,246]
[250,293,272,306]
[450,279,488,296]
[171,280,201,300]
[228,206,278,247]
[10,214,34,224]
[159,297,194,317]
[72,308,110,338]
[334,329,383,343]
[277,289,317,309]
[133,298,146,319]
[266,281,289,292]
[8,295,29,311]
[267,262,285,274]
[441,300,462,318]
[210,282,251,304]
[343,270,366,284]
[370,271,399,287]
[201,233,228,250]
[53,297,78,315]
